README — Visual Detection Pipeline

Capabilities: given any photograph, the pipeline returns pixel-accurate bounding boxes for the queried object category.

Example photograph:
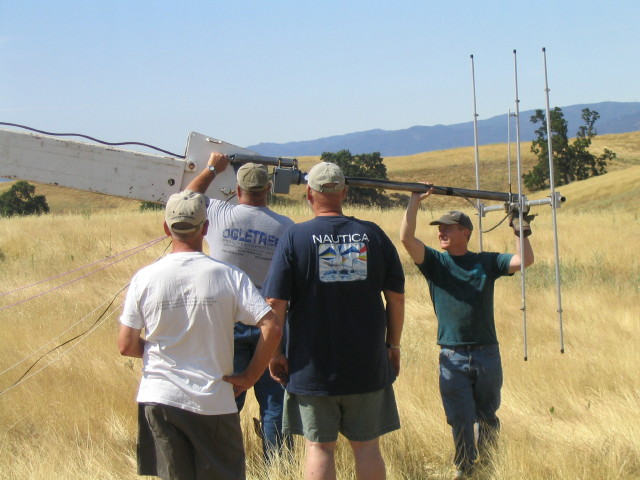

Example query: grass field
[1,133,639,479]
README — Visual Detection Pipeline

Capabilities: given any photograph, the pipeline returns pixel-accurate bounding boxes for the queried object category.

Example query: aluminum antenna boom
[343,178,522,202]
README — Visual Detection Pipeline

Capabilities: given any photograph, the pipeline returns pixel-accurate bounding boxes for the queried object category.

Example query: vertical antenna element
[542,47,565,354]
[513,49,528,361]
[507,109,513,194]
[470,54,484,251]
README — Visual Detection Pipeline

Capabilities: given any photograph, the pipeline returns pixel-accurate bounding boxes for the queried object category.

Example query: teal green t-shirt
[417,246,513,346]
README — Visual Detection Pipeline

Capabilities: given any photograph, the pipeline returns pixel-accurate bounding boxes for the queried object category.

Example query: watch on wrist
[207,165,216,175]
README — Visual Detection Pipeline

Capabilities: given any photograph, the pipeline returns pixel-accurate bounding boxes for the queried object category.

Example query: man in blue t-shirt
[262,162,405,480]
[400,186,534,479]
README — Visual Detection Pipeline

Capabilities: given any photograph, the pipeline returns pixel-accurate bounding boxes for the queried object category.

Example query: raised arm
[184,152,230,194]
[508,234,534,273]
[507,211,535,273]
[400,188,432,264]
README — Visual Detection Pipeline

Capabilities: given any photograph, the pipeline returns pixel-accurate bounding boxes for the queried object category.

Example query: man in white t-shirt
[186,154,294,460]
[118,190,282,480]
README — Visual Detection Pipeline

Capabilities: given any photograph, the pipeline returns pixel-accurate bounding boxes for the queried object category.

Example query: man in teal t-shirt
[400,186,534,479]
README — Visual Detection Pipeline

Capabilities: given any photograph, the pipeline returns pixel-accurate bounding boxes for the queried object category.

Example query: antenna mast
[470,54,484,251]
[513,49,529,361]
[542,47,565,353]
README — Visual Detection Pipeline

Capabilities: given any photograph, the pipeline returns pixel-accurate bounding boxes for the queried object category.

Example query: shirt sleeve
[496,252,514,277]
[119,275,144,329]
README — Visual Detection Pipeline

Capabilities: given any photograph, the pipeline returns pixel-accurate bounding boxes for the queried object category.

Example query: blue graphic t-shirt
[262,215,405,396]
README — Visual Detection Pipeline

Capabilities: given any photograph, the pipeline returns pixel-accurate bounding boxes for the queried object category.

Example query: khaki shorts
[283,386,400,443]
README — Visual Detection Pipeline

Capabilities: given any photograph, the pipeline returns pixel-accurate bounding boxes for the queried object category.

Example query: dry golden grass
[1,133,639,479]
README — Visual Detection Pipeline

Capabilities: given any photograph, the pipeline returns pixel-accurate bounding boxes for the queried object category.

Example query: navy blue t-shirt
[262,215,405,396]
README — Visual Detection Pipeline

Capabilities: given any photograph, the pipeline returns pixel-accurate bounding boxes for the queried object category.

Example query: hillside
[2,131,639,215]
[248,101,640,157]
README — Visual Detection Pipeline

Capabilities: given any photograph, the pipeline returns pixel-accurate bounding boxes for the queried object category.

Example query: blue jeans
[234,323,289,460]
[438,344,503,472]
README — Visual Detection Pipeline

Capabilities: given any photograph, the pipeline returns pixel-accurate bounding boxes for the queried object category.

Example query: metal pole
[470,55,484,251]
[513,49,528,361]
[542,47,565,354]
[343,177,520,202]
[229,153,298,169]
[507,110,513,193]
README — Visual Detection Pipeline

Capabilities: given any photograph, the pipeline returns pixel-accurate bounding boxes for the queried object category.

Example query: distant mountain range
[247,101,640,157]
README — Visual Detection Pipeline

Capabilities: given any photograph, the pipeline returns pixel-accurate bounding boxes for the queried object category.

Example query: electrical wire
[0,236,167,312]
[0,121,185,158]
[0,236,165,298]
[0,283,129,395]
[0,297,124,396]
[0,293,121,378]
[445,186,511,234]
[0,239,172,396]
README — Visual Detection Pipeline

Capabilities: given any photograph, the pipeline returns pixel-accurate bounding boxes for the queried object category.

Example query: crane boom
[0,129,266,203]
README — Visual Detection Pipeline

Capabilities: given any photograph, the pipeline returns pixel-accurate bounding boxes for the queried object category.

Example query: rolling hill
[2,131,638,215]
[248,101,640,157]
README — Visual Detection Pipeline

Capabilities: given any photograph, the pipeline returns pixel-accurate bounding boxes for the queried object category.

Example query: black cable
[481,213,510,234]
[0,284,127,395]
[0,240,172,396]
[447,189,509,234]
[0,122,185,159]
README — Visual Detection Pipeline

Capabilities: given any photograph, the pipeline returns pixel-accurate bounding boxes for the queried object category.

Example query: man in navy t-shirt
[262,162,405,480]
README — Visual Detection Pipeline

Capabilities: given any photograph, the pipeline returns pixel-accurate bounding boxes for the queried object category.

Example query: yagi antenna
[542,47,565,354]
[470,54,484,251]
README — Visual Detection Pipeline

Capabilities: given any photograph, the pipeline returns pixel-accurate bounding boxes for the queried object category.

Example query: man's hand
[410,182,434,203]
[222,372,255,397]
[208,152,230,174]
[509,209,536,237]
[269,353,289,386]
[387,347,401,377]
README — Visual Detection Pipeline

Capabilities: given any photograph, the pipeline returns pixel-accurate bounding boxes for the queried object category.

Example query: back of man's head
[307,162,346,194]
[165,190,209,235]
[237,163,270,192]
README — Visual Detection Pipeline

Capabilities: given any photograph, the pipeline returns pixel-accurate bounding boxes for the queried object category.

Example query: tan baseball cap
[237,163,270,191]
[165,190,209,233]
[307,162,346,192]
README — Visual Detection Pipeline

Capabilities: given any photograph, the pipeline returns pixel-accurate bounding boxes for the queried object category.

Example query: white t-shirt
[120,251,271,415]
[205,201,294,288]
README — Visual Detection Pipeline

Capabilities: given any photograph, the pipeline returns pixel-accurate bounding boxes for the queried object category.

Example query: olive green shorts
[283,385,400,443]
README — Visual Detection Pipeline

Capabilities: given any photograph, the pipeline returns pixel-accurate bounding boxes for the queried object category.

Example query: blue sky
[1,1,638,155]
